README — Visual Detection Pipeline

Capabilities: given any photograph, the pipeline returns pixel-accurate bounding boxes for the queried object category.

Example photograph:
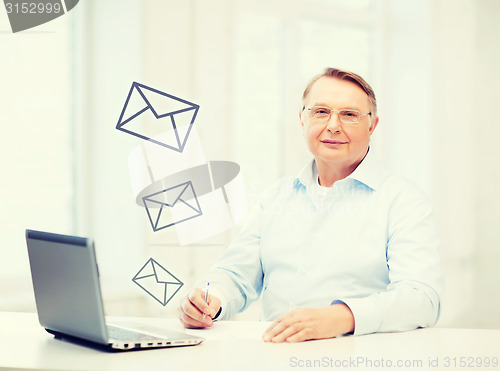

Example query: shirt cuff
[212,307,222,320]
[332,297,383,336]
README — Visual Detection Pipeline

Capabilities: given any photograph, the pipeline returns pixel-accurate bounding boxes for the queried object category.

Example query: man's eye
[342,110,359,118]
[313,108,330,115]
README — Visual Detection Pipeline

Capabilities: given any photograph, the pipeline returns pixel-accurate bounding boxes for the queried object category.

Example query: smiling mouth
[321,140,347,145]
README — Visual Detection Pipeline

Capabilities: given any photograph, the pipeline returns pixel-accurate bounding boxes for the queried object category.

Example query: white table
[1,312,499,370]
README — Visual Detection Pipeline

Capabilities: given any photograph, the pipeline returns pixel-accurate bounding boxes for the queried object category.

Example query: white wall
[428,0,500,328]
[470,0,500,327]
[74,0,146,299]
[0,3,73,308]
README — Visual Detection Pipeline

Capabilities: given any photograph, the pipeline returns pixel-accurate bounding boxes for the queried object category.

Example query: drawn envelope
[132,258,183,306]
[142,181,202,232]
[116,82,199,152]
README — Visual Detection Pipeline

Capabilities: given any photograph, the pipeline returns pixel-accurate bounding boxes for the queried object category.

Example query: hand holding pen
[178,284,222,329]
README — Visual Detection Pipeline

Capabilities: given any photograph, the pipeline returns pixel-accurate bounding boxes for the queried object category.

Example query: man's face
[300,77,378,169]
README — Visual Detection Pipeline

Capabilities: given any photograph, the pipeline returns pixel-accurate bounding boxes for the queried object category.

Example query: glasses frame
[305,106,371,125]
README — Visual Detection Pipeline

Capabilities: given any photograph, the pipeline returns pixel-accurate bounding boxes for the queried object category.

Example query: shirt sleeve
[333,182,444,336]
[195,196,266,320]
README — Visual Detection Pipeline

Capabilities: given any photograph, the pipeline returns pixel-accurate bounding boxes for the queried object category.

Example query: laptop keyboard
[107,325,165,341]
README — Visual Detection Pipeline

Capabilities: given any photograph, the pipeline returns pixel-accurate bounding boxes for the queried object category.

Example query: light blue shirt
[202,149,443,336]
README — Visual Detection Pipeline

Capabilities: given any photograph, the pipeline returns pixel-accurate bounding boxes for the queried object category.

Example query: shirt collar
[294,161,316,190]
[294,147,381,191]
[345,147,381,190]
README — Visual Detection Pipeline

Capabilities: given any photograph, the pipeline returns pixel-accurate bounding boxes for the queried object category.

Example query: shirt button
[299,267,307,275]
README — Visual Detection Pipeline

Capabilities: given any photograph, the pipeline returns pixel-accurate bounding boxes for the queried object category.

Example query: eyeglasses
[305,106,371,124]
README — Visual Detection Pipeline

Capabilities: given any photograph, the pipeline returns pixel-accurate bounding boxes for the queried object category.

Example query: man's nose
[326,112,342,132]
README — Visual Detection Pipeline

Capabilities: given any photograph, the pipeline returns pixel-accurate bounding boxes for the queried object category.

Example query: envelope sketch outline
[132,258,184,306]
[142,181,203,232]
[116,82,199,152]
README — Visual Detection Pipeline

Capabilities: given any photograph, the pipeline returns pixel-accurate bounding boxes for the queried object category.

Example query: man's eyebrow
[311,102,363,111]
[311,102,330,108]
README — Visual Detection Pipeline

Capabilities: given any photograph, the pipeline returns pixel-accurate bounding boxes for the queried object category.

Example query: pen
[203,282,209,320]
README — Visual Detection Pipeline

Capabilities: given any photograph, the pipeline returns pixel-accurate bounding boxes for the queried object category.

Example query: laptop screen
[26,230,109,345]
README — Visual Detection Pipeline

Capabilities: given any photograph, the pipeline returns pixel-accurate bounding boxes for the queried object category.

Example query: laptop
[25,229,203,351]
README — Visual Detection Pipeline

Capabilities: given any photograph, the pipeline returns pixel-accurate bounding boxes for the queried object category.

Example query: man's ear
[299,110,305,129]
[369,116,379,134]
